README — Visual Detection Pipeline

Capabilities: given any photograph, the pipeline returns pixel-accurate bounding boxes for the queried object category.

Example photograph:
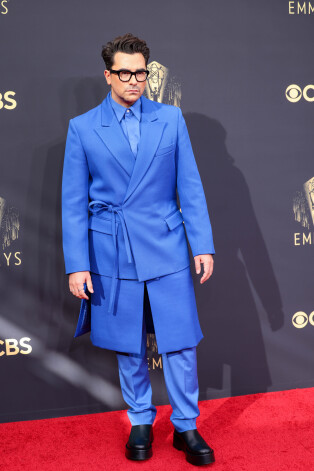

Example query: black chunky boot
[173,428,215,466]
[125,424,154,461]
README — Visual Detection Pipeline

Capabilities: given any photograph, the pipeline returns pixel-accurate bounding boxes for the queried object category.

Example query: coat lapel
[94,92,166,205]
[94,94,136,178]
[123,95,166,203]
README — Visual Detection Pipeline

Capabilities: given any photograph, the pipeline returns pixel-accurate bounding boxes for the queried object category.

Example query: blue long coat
[62,91,215,354]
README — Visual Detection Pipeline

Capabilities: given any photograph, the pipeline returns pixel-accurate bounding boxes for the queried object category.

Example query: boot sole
[173,432,215,466]
[125,444,153,460]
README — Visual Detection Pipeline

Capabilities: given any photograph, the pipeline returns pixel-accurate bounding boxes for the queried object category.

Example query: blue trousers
[116,283,200,433]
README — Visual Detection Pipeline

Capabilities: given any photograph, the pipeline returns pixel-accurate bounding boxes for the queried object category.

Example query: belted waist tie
[88,200,133,315]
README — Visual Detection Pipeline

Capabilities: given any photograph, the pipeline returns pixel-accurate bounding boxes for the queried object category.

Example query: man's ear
[104,70,111,86]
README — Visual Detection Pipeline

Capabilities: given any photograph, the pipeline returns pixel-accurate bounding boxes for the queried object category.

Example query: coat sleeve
[61,118,90,274]
[175,107,215,257]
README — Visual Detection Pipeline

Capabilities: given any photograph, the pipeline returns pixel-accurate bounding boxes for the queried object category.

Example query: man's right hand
[69,271,94,300]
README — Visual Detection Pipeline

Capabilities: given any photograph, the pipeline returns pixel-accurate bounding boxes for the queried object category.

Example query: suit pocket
[88,215,118,235]
[155,143,175,157]
[88,215,118,275]
[164,208,184,230]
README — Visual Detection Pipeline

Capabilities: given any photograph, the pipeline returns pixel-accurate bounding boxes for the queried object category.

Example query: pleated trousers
[116,282,200,433]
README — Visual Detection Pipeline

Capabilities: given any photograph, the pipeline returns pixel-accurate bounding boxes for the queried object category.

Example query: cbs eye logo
[292,311,314,328]
[286,84,314,103]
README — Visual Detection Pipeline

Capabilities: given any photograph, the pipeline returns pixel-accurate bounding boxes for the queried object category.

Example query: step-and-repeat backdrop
[1,1,313,422]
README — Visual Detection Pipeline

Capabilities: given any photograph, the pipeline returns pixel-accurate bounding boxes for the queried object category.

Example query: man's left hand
[194,254,214,284]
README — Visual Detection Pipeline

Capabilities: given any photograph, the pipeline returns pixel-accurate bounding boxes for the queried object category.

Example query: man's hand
[69,271,94,300]
[194,254,214,284]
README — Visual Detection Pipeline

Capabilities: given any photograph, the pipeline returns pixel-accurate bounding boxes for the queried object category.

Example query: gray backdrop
[1,0,313,422]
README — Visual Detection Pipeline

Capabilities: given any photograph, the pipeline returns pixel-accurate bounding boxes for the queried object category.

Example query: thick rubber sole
[125,444,153,460]
[173,432,215,466]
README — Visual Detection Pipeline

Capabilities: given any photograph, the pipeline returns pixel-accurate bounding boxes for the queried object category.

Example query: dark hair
[101,33,150,70]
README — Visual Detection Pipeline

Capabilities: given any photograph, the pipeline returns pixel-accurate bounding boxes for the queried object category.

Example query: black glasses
[109,68,149,82]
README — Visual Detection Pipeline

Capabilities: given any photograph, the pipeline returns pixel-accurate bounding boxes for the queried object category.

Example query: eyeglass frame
[109,68,150,82]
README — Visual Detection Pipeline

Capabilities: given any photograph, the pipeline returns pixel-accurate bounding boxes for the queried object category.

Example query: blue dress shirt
[109,90,141,157]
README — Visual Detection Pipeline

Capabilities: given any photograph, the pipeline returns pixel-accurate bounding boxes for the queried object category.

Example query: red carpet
[1,387,314,470]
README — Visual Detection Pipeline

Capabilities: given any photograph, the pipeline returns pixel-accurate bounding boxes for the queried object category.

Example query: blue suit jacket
[62,92,215,298]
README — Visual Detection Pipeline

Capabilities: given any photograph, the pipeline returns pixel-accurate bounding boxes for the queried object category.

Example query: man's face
[104,51,147,107]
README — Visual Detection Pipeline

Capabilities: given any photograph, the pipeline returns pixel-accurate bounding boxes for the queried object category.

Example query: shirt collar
[109,90,141,122]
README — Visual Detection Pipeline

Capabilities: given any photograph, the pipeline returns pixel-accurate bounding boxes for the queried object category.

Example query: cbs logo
[286,84,314,103]
[0,0,8,15]
[0,337,32,356]
[0,92,17,110]
[292,311,314,328]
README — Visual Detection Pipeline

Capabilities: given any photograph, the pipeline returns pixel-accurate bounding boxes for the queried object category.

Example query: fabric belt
[88,200,133,315]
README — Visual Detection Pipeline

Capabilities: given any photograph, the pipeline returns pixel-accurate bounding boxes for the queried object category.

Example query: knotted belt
[88,200,133,314]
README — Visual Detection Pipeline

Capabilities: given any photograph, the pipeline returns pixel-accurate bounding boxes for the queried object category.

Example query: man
[62,33,215,466]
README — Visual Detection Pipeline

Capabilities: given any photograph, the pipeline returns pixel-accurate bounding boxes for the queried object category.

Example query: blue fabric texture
[62,91,215,274]
[89,266,203,355]
[109,90,141,157]
[61,90,215,352]
[116,292,199,431]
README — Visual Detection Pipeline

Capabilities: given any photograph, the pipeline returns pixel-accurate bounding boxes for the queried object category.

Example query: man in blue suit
[62,33,215,466]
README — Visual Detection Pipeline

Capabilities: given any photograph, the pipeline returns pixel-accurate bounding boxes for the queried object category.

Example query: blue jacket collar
[96,90,165,205]
[101,90,158,126]
[109,90,141,122]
